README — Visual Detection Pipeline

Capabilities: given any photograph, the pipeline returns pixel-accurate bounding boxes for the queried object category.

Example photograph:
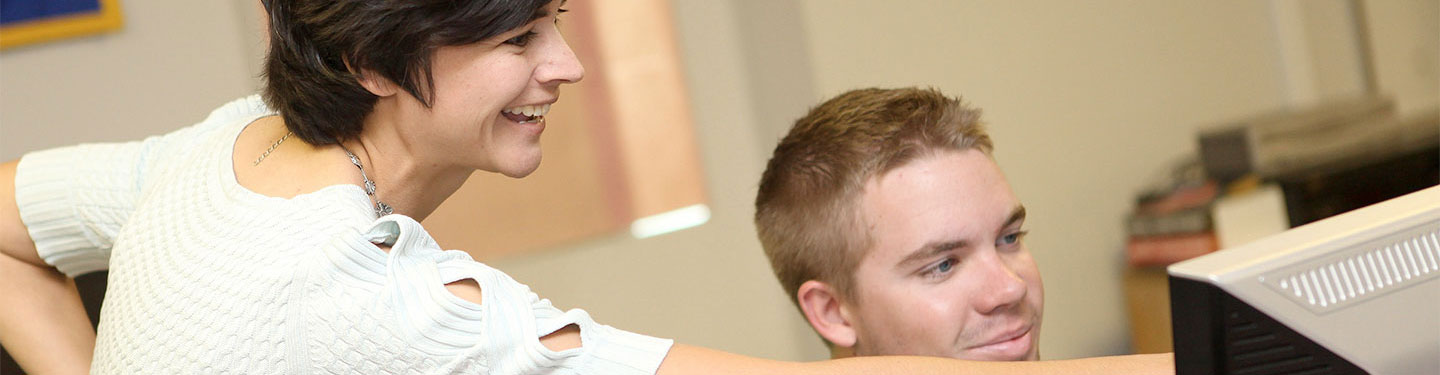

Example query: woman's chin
[495,155,542,178]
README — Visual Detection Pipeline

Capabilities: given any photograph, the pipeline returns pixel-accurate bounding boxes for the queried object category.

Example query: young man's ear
[797,280,858,348]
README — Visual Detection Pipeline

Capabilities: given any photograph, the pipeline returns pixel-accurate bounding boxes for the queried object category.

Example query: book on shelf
[1125,178,1220,267]
[1125,232,1218,268]
[1126,206,1211,238]
[1128,180,1218,237]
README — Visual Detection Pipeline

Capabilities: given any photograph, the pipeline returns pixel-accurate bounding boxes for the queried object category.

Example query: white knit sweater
[14,96,673,374]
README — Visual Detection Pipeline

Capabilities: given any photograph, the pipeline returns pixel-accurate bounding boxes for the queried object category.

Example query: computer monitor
[1168,185,1440,374]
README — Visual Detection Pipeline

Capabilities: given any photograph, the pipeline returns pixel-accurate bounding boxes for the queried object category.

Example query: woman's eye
[505,31,537,47]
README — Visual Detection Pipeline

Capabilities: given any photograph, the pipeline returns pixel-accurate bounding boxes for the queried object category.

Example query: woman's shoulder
[147,95,274,155]
[177,95,274,145]
[206,95,273,125]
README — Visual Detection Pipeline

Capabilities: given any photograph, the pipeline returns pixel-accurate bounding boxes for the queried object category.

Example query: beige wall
[1,0,1435,362]
[0,1,264,160]
[1366,0,1440,116]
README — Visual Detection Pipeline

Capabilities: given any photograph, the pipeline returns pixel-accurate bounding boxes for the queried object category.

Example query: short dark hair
[755,87,992,306]
[261,0,552,145]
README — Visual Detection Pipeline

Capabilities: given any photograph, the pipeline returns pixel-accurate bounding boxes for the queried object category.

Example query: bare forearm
[1,159,95,373]
[0,254,95,374]
[804,352,1173,375]
[658,344,1174,375]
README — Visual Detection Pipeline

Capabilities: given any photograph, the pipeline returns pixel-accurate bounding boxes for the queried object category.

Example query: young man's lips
[969,325,1034,359]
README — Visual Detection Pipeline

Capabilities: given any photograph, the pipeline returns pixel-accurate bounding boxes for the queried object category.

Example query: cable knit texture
[14,96,673,374]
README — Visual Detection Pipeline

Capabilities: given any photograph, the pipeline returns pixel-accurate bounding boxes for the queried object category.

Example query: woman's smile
[501,103,551,124]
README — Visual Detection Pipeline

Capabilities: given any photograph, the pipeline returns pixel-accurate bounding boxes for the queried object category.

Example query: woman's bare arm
[441,276,1171,374]
[0,160,95,374]
[657,344,1174,375]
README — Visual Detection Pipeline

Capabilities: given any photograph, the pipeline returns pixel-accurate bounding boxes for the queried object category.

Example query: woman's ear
[354,68,399,97]
[797,280,858,348]
[345,58,397,98]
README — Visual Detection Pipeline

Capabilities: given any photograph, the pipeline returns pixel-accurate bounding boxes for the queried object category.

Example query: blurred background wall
[1,0,1435,362]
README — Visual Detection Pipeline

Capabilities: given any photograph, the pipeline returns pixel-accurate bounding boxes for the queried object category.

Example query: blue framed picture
[1,0,124,50]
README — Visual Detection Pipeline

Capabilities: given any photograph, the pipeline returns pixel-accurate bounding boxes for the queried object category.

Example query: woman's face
[391,0,583,178]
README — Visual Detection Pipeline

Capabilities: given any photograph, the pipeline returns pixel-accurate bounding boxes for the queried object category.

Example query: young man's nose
[971,252,1028,315]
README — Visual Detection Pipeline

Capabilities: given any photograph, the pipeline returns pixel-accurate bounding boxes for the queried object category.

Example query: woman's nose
[538,35,584,85]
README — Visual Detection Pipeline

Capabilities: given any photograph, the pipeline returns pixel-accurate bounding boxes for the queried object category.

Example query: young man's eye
[505,31,538,47]
[998,231,1029,247]
[924,258,958,278]
[936,259,955,273]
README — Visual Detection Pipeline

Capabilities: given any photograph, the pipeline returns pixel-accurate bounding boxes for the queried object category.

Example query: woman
[0,0,1170,373]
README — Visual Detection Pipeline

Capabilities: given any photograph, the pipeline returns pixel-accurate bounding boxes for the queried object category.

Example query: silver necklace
[253,131,293,166]
[339,145,394,216]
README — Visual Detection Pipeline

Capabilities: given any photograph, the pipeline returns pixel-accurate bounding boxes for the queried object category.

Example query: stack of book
[1197,95,1438,227]
[1126,95,1438,268]
[1124,159,1220,267]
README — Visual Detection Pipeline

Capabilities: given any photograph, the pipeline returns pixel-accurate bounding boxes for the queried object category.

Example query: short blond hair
[755,87,993,306]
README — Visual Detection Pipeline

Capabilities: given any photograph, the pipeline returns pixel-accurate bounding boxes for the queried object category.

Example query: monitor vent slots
[1264,225,1440,314]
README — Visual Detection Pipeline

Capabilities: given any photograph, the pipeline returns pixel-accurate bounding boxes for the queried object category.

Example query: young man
[756,87,1044,361]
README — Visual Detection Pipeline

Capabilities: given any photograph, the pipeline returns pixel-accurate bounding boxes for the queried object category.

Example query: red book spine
[1126,232,1219,267]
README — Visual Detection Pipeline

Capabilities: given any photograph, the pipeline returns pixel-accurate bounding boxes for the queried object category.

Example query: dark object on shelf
[1197,96,1423,183]
[1278,145,1439,228]
[1198,99,1439,229]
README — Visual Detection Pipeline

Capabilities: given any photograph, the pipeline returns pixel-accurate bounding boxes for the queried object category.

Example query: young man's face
[844,149,1044,361]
